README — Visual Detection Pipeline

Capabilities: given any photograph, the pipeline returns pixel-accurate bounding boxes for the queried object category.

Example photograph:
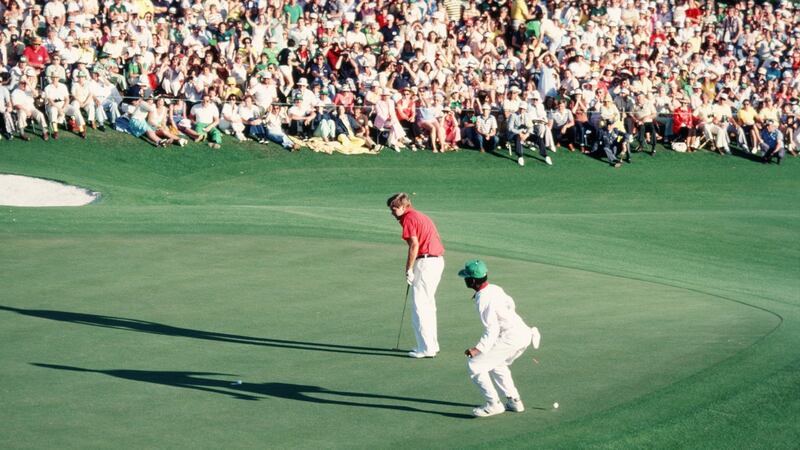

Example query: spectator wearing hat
[475,104,499,153]
[12,78,49,141]
[89,71,123,130]
[629,91,658,155]
[43,73,72,139]
[507,102,533,166]
[671,95,695,151]
[22,36,49,70]
[441,105,460,152]
[759,120,785,164]
[591,118,625,168]
[71,71,95,136]
[287,93,316,139]
[374,87,407,151]
[190,95,223,149]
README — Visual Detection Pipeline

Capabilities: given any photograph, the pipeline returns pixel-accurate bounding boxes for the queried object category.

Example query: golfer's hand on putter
[406,269,414,285]
[465,347,480,358]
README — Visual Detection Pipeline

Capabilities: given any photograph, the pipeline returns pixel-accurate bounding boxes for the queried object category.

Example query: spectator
[475,104,498,153]
[759,119,785,164]
[190,94,222,149]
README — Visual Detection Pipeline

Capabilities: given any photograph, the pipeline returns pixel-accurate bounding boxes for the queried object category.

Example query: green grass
[1,131,798,449]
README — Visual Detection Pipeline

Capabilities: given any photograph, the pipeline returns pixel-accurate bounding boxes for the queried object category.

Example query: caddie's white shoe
[505,397,525,412]
[408,351,436,358]
[545,156,553,166]
[531,326,541,350]
[473,402,505,417]
[517,157,525,166]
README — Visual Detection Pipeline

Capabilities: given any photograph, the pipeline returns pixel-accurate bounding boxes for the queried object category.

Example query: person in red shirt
[387,192,445,358]
[671,96,694,151]
[22,36,50,70]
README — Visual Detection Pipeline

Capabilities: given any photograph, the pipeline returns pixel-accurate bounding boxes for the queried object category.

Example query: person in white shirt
[459,259,540,418]
[0,73,16,138]
[90,71,122,128]
[190,95,222,148]
[219,95,246,141]
[70,72,94,135]
[43,74,73,138]
[11,79,49,141]
[475,104,498,153]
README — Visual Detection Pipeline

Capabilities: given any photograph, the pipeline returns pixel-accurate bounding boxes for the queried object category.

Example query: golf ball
[231,380,242,385]
[553,402,559,409]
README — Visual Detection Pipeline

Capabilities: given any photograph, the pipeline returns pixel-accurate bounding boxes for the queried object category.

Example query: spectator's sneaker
[517,157,525,166]
[613,161,622,168]
[43,132,49,141]
[473,402,505,417]
[505,398,525,413]
[545,156,553,166]
[53,131,59,140]
[178,139,187,147]
[19,134,30,141]
[750,147,758,155]
[507,143,512,156]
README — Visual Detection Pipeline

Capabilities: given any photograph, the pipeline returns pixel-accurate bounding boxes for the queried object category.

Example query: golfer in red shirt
[387,193,445,358]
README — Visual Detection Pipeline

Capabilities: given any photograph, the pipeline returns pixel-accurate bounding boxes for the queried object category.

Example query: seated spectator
[219,95,246,141]
[126,96,167,147]
[759,120,785,164]
[629,91,658,155]
[147,96,185,146]
[89,71,123,130]
[287,94,316,139]
[264,103,300,151]
[671,96,695,150]
[591,119,626,167]
[312,103,337,141]
[550,99,575,151]
[475,104,499,153]
[11,78,48,141]
[373,87,407,151]
[736,98,759,154]
[190,95,223,149]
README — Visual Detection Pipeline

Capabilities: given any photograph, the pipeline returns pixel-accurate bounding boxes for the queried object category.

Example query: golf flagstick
[394,284,410,350]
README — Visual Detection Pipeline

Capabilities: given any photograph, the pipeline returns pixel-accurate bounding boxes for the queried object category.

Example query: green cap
[458,259,488,278]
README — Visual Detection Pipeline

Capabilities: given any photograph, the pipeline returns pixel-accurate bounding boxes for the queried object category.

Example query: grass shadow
[32,363,475,419]
[0,305,407,358]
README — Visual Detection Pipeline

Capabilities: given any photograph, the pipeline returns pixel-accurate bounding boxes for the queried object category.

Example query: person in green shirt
[283,0,302,25]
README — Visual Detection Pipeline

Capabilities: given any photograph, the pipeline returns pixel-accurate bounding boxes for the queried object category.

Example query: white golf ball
[553,402,559,409]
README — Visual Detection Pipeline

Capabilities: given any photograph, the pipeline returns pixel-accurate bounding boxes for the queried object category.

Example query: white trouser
[96,100,120,124]
[47,102,85,128]
[704,123,729,150]
[468,329,532,403]
[410,256,444,354]
[17,108,47,131]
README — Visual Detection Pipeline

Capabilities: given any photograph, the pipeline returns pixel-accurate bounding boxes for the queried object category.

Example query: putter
[393,284,410,350]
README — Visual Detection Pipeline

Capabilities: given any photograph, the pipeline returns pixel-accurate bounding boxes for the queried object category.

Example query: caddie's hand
[465,347,480,358]
[405,269,414,285]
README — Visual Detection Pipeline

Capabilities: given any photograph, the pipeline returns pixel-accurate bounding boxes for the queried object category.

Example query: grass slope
[1,131,798,449]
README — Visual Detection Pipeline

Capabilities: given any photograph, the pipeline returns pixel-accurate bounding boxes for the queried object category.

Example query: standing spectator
[22,36,50,70]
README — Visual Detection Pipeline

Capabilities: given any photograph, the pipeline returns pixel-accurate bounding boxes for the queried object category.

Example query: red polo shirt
[23,45,49,69]
[400,207,444,256]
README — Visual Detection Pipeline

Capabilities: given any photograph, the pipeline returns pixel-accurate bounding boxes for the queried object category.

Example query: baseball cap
[458,260,488,279]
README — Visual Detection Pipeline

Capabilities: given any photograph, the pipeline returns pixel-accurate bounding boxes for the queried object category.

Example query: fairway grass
[1,132,798,448]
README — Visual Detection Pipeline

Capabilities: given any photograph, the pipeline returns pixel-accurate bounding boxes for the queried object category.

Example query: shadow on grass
[32,363,474,418]
[0,305,406,358]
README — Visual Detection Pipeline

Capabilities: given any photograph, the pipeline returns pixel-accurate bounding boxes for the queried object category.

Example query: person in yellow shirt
[510,0,533,29]
[736,98,758,153]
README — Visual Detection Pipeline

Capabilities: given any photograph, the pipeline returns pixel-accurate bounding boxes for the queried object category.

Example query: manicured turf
[1,131,798,449]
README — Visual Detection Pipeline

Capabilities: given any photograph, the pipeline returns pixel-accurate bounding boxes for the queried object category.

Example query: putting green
[0,234,778,448]
[0,131,798,448]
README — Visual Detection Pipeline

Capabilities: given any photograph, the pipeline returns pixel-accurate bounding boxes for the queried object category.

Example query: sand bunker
[0,174,99,207]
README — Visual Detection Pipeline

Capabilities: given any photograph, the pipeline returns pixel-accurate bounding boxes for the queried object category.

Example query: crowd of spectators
[1,0,799,165]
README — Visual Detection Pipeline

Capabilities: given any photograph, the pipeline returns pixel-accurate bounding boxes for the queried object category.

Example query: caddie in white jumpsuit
[459,259,540,417]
